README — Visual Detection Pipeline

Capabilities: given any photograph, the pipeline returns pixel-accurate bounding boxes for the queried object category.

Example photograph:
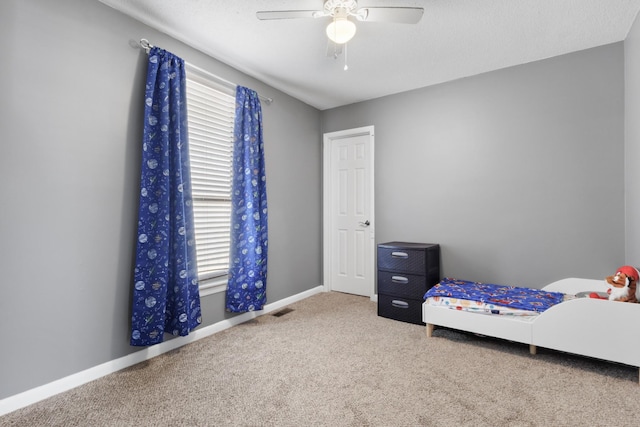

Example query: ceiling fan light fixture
[326,16,356,44]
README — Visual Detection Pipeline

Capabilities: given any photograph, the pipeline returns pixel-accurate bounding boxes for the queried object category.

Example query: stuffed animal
[605,265,640,303]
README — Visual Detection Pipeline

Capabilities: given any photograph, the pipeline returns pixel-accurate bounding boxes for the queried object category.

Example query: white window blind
[185,70,235,284]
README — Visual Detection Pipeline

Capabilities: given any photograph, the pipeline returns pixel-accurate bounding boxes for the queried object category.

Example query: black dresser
[377,242,440,325]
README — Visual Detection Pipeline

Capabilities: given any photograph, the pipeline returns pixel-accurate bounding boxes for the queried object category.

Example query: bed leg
[426,323,434,338]
[529,344,537,355]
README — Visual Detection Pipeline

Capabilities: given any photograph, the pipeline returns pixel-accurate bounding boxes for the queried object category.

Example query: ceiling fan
[257,0,424,58]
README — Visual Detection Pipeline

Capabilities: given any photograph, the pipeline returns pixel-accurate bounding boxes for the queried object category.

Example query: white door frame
[322,125,375,299]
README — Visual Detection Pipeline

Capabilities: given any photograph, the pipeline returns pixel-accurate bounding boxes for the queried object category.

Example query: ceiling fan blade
[256,10,324,20]
[356,7,424,24]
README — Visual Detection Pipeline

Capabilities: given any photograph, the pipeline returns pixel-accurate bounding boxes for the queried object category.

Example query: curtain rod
[138,39,273,105]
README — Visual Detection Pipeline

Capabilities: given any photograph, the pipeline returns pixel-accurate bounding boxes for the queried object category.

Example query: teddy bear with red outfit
[605,265,640,303]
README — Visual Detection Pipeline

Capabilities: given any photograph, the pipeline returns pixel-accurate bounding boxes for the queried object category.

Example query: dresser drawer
[377,247,426,274]
[377,270,431,299]
[377,243,439,274]
[377,294,424,325]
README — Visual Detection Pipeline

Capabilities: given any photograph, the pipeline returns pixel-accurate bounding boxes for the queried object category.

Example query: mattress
[423,278,567,316]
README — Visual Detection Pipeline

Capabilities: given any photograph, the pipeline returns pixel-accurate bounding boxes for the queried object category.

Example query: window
[185,65,235,295]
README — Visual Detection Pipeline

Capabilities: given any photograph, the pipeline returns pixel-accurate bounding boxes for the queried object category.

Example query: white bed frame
[423,278,640,382]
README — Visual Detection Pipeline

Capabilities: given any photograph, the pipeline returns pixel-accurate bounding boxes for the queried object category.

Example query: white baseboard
[0,285,324,417]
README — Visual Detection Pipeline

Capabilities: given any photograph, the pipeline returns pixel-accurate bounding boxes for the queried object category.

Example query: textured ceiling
[99,0,640,110]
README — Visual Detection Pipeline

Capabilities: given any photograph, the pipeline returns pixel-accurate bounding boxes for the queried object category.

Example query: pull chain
[344,43,349,71]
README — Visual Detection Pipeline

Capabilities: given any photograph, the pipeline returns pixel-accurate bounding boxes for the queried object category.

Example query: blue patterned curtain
[130,47,202,346]
[226,87,269,312]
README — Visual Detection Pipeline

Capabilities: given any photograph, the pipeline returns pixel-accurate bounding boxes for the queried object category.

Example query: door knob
[359,220,370,227]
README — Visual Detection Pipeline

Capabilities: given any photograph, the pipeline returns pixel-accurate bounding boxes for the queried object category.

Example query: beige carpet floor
[2,291,638,426]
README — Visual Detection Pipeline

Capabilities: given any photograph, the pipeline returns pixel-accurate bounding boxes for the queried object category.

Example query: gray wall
[0,0,322,399]
[322,43,625,289]
[626,13,640,264]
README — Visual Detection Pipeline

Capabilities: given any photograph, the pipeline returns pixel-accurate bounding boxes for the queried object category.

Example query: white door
[323,126,375,297]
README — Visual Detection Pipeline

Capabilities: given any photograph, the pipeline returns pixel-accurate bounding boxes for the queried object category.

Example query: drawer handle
[391,276,409,284]
[391,251,409,259]
[391,300,409,309]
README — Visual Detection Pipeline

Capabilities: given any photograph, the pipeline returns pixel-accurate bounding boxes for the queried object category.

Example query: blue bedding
[424,278,565,313]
